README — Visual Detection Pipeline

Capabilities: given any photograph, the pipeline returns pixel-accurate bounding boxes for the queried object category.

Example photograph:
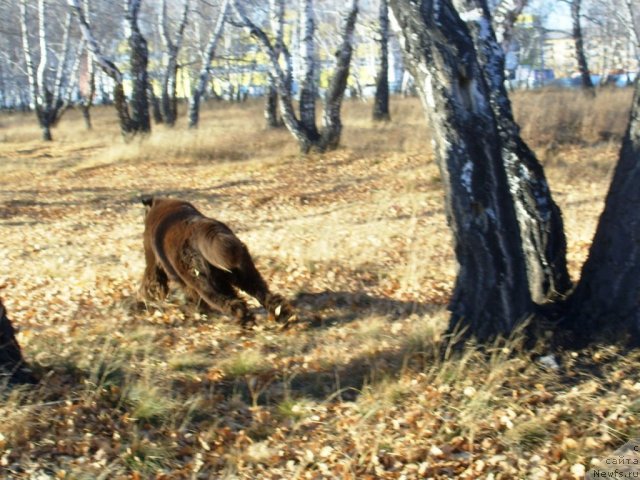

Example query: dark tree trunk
[389,0,533,341]
[265,82,281,128]
[571,0,595,93]
[454,0,571,302]
[372,0,391,122]
[149,85,163,124]
[128,35,151,132]
[265,0,284,129]
[114,83,134,136]
[38,107,53,140]
[0,299,36,384]
[569,78,640,340]
[127,3,151,133]
[160,55,179,126]
[81,56,95,130]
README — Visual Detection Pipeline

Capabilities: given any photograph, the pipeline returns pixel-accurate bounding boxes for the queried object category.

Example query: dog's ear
[141,196,154,207]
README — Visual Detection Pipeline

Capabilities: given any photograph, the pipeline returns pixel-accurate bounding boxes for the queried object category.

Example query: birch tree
[79,0,95,130]
[491,0,528,53]
[19,0,77,141]
[233,0,360,153]
[571,0,595,92]
[453,0,571,303]
[389,0,640,344]
[265,0,286,128]
[372,0,391,121]
[159,0,190,126]
[569,77,640,342]
[68,0,150,136]
[188,0,229,128]
[125,0,150,132]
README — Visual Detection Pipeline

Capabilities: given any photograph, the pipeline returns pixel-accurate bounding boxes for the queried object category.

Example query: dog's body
[139,197,293,326]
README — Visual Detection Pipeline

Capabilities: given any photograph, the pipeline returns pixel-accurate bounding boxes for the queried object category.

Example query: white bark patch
[421,74,436,109]
[458,8,483,23]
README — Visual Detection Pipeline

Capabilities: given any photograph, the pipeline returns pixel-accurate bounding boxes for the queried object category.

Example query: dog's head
[140,195,156,216]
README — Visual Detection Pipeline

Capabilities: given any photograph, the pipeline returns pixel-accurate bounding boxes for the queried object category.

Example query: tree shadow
[292,289,444,328]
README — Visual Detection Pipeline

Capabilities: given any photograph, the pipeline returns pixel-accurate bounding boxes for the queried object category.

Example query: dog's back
[143,197,243,275]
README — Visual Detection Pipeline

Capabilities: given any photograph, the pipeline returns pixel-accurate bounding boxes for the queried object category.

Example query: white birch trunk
[188,0,229,128]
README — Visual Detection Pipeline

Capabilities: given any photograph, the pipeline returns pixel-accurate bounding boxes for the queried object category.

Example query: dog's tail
[193,227,244,273]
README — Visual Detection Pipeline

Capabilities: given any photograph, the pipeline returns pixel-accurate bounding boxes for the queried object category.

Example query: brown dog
[139,197,294,327]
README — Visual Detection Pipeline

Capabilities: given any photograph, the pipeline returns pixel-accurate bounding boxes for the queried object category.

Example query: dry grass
[0,91,638,478]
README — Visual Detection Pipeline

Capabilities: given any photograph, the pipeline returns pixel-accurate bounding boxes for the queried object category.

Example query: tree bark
[0,299,36,384]
[265,0,285,128]
[373,0,391,122]
[20,0,71,141]
[234,0,358,153]
[298,0,319,140]
[68,0,135,136]
[389,0,533,341]
[491,0,528,53]
[188,0,229,129]
[571,0,595,93]
[570,78,640,340]
[126,0,151,133]
[319,0,359,151]
[160,0,189,127]
[454,0,571,303]
[149,82,163,124]
[265,83,281,128]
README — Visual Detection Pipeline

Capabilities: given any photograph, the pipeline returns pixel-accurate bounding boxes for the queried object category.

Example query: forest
[1,0,640,478]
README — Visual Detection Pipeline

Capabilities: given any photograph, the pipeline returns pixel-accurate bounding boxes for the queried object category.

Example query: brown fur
[139,197,294,327]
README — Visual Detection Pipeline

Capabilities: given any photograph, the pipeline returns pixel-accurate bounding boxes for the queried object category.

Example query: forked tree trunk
[20,0,73,141]
[234,0,358,153]
[571,0,595,93]
[389,0,533,341]
[454,0,571,303]
[0,299,35,385]
[318,0,359,151]
[372,0,391,122]
[570,78,640,340]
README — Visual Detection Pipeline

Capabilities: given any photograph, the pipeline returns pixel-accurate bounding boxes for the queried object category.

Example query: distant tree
[159,0,190,126]
[571,0,595,92]
[188,0,229,129]
[264,0,286,128]
[0,299,36,385]
[19,0,78,141]
[491,0,528,53]
[234,0,360,153]
[68,0,150,136]
[78,0,95,130]
[372,0,390,121]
